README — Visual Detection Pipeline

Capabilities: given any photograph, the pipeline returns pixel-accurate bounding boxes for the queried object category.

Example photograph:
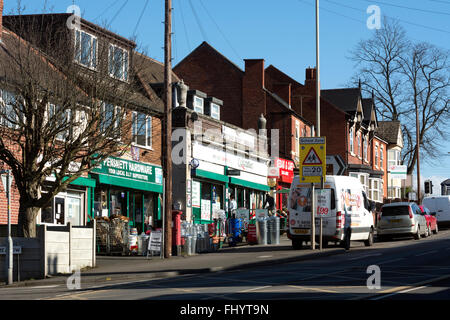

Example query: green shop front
[189,142,270,225]
[91,157,163,234]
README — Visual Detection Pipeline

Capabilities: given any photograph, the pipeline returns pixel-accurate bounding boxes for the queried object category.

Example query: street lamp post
[1,170,13,285]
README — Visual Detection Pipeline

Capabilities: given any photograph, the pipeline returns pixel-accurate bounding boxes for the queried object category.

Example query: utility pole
[415,104,421,204]
[163,0,173,259]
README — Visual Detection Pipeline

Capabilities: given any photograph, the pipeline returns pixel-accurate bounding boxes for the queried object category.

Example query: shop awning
[229,177,270,192]
[195,169,229,183]
[94,174,163,194]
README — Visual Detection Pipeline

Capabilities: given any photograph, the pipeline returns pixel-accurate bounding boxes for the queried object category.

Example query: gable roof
[174,41,244,75]
[321,88,361,114]
[376,121,402,145]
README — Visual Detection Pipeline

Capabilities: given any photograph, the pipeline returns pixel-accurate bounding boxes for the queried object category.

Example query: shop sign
[0,246,22,255]
[92,156,162,185]
[148,231,162,253]
[192,142,267,177]
[273,158,295,183]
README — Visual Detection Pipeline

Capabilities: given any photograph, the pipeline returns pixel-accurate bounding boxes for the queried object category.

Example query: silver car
[377,202,428,240]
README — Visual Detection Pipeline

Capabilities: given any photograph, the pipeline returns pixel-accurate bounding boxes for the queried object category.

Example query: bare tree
[0,14,151,237]
[349,18,450,174]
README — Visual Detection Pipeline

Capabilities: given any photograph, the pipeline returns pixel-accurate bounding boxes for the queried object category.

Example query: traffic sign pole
[2,170,14,285]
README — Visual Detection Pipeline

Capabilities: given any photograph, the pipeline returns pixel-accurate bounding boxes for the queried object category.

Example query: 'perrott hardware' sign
[92,157,163,185]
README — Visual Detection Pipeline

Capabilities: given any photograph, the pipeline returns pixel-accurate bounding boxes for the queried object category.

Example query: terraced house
[0,9,169,236]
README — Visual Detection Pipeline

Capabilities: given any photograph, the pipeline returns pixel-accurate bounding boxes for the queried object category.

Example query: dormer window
[109,44,129,81]
[210,102,220,120]
[74,30,97,69]
[194,96,204,114]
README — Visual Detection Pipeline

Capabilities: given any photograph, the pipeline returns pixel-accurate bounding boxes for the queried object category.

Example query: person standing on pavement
[343,204,352,251]
[229,194,237,218]
[264,193,275,216]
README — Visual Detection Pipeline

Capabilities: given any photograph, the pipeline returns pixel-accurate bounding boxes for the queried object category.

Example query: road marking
[289,285,337,294]
[377,258,404,265]
[257,255,273,258]
[348,253,382,261]
[415,250,438,257]
[239,285,272,293]
[28,285,60,289]
[371,286,427,300]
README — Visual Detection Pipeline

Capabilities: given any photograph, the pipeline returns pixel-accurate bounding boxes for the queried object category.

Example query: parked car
[419,205,438,235]
[422,196,450,228]
[377,202,428,240]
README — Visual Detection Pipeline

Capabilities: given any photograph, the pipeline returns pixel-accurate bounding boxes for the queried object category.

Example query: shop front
[40,176,96,227]
[270,158,295,212]
[91,156,163,235]
[188,142,270,225]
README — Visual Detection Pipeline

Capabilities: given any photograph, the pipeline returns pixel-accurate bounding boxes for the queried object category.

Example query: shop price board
[147,231,162,258]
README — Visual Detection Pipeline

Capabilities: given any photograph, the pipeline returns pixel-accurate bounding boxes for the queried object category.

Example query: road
[1,229,450,301]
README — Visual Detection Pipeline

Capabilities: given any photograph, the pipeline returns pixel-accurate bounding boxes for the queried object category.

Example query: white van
[422,196,450,227]
[287,175,375,249]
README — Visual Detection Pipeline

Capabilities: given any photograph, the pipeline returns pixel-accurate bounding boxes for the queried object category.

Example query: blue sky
[4,0,450,193]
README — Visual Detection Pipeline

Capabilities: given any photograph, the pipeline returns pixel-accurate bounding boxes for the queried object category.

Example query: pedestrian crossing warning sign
[303,147,322,165]
[299,137,326,183]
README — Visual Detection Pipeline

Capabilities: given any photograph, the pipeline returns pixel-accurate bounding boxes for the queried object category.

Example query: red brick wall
[173,43,244,127]
[242,59,266,130]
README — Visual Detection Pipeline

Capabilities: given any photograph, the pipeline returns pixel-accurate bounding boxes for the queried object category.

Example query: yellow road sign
[299,137,326,183]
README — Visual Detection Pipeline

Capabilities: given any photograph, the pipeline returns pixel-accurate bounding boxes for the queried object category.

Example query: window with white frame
[380,146,384,170]
[349,126,354,154]
[100,103,121,138]
[375,144,379,168]
[0,89,18,129]
[48,103,72,141]
[350,172,369,194]
[193,96,204,114]
[132,112,152,148]
[357,132,361,157]
[210,103,220,120]
[74,30,97,69]
[369,178,383,202]
[388,149,401,167]
[363,135,368,162]
[109,44,129,81]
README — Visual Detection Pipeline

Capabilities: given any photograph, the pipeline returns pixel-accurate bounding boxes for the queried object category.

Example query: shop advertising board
[191,181,201,208]
[147,231,162,258]
[389,165,407,180]
[299,137,326,183]
[314,189,331,217]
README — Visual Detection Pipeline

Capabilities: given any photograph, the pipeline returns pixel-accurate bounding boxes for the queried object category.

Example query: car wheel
[433,224,438,234]
[414,226,420,240]
[292,240,303,250]
[364,229,374,247]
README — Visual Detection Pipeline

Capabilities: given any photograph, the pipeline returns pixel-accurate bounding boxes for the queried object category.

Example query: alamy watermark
[367,5,381,30]
[66,5,81,30]
[366,265,381,290]
[66,268,81,290]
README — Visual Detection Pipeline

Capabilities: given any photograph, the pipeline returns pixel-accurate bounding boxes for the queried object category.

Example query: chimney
[305,67,317,91]
[0,0,3,41]
[242,59,266,130]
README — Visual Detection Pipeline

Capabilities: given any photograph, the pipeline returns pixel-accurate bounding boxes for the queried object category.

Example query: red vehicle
[419,205,438,235]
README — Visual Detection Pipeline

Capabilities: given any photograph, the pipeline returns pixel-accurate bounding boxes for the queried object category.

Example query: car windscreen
[382,206,410,216]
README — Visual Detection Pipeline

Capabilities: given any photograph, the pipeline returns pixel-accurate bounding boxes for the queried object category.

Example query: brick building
[1,11,168,234]
[174,42,312,210]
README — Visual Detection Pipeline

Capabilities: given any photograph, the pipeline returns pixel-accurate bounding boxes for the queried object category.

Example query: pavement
[0,234,351,288]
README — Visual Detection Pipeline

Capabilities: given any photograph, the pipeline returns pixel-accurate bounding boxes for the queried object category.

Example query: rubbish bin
[256,217,268,245]
[267,216,280,244]
[172,210,182,256]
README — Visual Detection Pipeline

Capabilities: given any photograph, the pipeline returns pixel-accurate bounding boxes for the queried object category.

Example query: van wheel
[364,229,374,247]
[292,240,303,250]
